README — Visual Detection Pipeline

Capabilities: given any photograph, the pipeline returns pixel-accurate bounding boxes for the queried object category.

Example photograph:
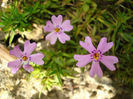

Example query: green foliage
[0,2,31,44]
[31,47,77,90]
[0,0,133,89]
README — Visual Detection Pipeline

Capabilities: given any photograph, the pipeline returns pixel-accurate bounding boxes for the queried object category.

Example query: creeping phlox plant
[8,15,119,87]
[44,15,73,44]
[74,36,118,77]
[8,40,44,74]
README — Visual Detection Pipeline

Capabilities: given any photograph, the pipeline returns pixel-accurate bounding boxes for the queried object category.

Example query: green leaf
[4,33,9,42]
[9,31,15,45]
[31,69,40,77]
[0,22,4,27]
[121,33,133,44]
[48,70,57,76]
[82,4,89,12]
[57,73,62,85]
[54,57,64,66]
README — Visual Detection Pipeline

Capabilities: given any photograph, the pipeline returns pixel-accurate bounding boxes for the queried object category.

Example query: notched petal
[24,40,37,55]
[30,53,44,65]
[100,55,118,71]
[61,20,73,32]
[23,64,34,72]
[74,54,92,67]
[10,45,23,58]
[44,21,54,32]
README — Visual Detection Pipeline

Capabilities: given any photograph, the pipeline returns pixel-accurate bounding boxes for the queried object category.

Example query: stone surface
[18,24,44,41]
[62,69,116,99]
[0,31,5,40]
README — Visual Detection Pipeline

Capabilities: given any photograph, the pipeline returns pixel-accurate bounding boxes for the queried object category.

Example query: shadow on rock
[15,95,25,99]
[31,89,69,99]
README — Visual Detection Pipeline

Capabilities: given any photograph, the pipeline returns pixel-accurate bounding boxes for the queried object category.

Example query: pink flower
[8,40,44,74]
[74,36,118,77]
[44,15,73,45]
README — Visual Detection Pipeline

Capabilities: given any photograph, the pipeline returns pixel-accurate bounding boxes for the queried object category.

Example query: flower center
[93,53,99,61]
[55,28,60,32]
[22,56,28,61]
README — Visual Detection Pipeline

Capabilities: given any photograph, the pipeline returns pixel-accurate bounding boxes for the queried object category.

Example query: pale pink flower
[44,15,73,45]
[8,40,44,74]
[74,36,118,77]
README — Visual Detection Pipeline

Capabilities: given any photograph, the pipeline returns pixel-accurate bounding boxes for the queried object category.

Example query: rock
[0,44,16,62]
[1,0,8,8]
[63,67,116,99]
[36,40,50,51]
[19,24,44,41]
[0,31,5,40]
[0,90,13,99]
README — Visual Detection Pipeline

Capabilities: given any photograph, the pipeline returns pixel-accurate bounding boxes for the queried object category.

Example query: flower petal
[61,20,73,32]
[97,37,113,53]
[30,53,44,65]
[58,32,70,44]
[52,15,62,26]
[8,59,21,74]
[102,42,113,53]
[57,15,63,25]
[24,40,37,56]
[74,54,92,67]
[100,55,118,71]
[89,61,103,78]
[44,21,54,32]
[97,37,107,51]
[46,32,57,45]
[80,36,96,53]
[23,64,34,72]
[10,45,23,58]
